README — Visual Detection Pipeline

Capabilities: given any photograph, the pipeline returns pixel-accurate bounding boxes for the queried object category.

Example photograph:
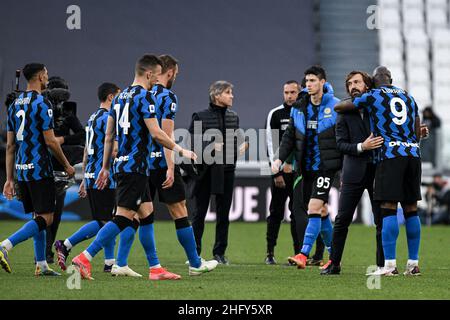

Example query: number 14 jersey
[110,85,157,176]
[352,85,420,160]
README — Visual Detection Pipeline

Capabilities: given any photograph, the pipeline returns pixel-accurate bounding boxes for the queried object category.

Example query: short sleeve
[140,91,157,119]
[39,99,54,131]
[7,106,14,132]
[162,93,178,120]
[352,92,371,109]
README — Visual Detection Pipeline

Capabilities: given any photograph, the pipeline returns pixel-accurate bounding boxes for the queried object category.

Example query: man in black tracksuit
[321,70,384,275]
[264,80,301,264]
[188,80,247,265]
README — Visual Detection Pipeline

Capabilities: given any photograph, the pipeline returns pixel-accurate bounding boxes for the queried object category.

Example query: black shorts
[115,173,152,212]
[87,189,116,221]
[17,178,55,214]
[303,171,336,203]
[374,157,422,203]
[149,166,186,204]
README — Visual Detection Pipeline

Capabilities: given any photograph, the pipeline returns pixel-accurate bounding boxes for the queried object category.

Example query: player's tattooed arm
[161,118,175,189]
[3,131,16,199]
[415,116,422,142]
[43,129,75,177]
[334,98,356,113]
[96,116,115,190]
[145,118,197,161]
[101,116,116,171]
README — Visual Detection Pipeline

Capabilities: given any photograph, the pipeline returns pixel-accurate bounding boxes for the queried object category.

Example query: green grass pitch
[0,221,449,300]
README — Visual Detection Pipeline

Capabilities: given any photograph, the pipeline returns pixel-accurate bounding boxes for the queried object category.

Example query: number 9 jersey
[110,85,157,176]
[352,85,420,161]
[7,91,54,181]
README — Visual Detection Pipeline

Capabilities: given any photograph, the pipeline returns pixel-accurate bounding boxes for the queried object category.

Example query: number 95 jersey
[84,108,115,189]
[110,85,157,176]
[7,91,54,181]
[352,85,420,161]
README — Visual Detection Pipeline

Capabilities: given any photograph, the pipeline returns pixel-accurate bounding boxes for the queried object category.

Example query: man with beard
[1,63,75,275]
[320,71,385,275]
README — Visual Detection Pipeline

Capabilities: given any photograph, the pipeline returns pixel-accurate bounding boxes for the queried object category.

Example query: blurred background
[1,0,449,225]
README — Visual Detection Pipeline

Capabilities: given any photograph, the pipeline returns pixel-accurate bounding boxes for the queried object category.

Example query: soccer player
[71,54,200,280]
[334,66,423,276]
[0,63,75,276]
[114,54,218,276]
[272,66,342,269]
[53,83,141,275]
[264,80,301,264]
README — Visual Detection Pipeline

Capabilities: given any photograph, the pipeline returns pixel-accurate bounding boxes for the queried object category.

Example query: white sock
[36,260,49,270]
[1,239,13,251]
[63,239,73,250]
[82,250,93,261]
[385,259,397,268]
[104,259,115,266]
[407,259,419,266]
[150,264,162,269]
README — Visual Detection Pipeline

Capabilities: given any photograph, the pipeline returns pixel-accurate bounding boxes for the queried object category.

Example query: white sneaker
[111,265,142,277]
[368,266,399,276]
[404,264,421,276]
[185,258,206,265]
[365,267,384,276]
[189,259,218,276]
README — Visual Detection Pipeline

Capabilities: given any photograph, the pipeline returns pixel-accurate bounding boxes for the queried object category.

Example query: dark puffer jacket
[277,91,342,173]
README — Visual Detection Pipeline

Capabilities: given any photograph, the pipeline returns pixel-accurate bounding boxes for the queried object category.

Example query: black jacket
[277,92,342,173]
[336,109,374,184]
[188,103,243,194]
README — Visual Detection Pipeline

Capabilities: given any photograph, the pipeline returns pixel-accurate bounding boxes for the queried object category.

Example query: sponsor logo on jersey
[388,141,420,148]
[15,163,35,170]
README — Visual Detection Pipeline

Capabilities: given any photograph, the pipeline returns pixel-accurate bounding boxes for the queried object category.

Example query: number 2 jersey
[7,91,54,181]
[110,85,157,176]
[352,85,420,161]
[84,108,115,189]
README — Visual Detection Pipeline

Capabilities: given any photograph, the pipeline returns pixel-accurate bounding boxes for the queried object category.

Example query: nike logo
[317,192,325,195]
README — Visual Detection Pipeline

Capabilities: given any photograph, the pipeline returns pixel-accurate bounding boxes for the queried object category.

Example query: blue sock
[381,211,399,260]
[175,218,201,268]
[33,230,46,262]
[139,218,160,268]
[103,236,116,261]
[117,226,137,267]
[320,215,333,254]
[405,213,421,260]
[301,215,322,256]
[86,221,120,259]
[9,219,42,247]
[68,221,101,247]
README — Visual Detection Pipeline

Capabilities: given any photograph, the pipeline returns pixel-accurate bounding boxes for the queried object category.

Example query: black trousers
[45,190,66,259]
[191,169,235,256]
[266,172,300,255]
[330,164,384,267]
[291,172,325,260]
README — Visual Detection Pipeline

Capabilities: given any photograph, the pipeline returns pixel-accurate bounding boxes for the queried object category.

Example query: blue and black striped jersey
[110,85,157,176]
[353,85,420,160]
[149,84,179,170]
[7,91,54,181]
[84,108,115,189]
[305,103,321,171]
